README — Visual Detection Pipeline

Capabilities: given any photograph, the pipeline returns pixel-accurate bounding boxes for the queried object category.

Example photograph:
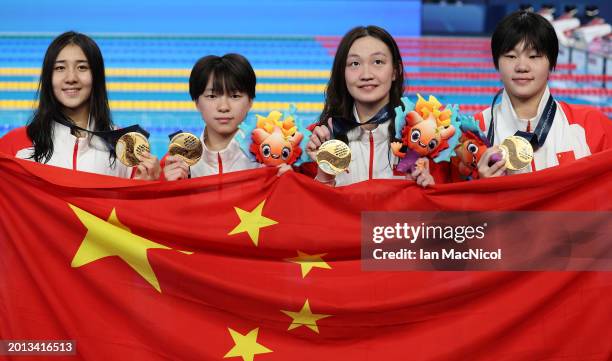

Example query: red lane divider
[405,72,612,81]
[315,35,489,43]
[457,104,612,114]
[402,61,577,70]
[401,52,492,58]
[321,43,491,51]
[406,86,610,96]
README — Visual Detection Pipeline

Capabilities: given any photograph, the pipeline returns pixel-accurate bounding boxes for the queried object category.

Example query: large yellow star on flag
[281,299,332,334]
[228,200,278,246]
[285,250,332,278]
[69,204,191,293]
[224,327,272,361]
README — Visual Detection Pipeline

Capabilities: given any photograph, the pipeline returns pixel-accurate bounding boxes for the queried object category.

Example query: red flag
[1,151,611,360]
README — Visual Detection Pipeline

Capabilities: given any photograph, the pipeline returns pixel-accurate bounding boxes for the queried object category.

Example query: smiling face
[344,36,396,113]
[258,130,293,166]
[52,44,92,115]
[407,115,442,156]
[498,41,550,104]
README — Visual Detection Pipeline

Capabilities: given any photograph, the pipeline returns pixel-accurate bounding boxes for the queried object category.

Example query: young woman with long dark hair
[0,31,159,179]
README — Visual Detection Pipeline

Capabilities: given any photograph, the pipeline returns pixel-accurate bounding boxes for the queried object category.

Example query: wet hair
[491,11,558,70]
[27,31,114,163]
[318,25,404,138]
[189,54,256,101]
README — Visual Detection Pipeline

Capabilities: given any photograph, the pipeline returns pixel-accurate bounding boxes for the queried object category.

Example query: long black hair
[318,25,405,143]
[27,31,114,163]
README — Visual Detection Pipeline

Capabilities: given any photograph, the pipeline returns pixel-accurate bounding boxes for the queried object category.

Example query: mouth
[417,141,427,148]
[512,78,534,85]
[271,154,280,159]
[215,117,233,124]
[358,84,378,91]
[62,88,81,97]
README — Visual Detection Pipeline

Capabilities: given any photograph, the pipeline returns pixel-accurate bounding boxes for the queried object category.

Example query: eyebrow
[347,51,388,58]
[54,59,89,63]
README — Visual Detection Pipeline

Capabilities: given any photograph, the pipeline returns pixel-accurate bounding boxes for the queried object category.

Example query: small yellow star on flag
[224,327,272,361]
[69,204,192,293]
[285,250,331,278]
[228,199,278,246]
[281,299,332,334]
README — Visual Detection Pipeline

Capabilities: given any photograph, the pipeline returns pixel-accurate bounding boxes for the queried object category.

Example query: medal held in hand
[168,132,203,166]
[316,139,351,175]
[490,135,534,171]
[116,132,150,167]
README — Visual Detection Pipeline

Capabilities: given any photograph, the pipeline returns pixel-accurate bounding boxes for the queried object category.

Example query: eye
[204,94,216,99]
[348,61,359,68]
[373,59,385,65]
[504,54,517,59]
[428,139,439,150]
[54,65,65,71]
[231,93,243,99]
[262,144,271,157]
[281,147,291,160]
[410,129,421,142]
[77,64,89,71]
[467,143,479,154]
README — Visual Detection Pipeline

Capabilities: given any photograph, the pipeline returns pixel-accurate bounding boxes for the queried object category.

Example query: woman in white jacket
[0,31,159,179]
[306,26,436,187]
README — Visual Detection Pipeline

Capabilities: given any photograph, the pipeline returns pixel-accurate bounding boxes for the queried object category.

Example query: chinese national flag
[1,150,611,361]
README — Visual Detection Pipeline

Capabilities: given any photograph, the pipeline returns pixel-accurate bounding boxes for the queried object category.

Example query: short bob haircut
[189,53,256,101]
[491,11,558,71]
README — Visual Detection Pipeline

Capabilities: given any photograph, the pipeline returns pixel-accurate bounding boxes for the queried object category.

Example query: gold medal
[316,139,351,175]
[116,132,150,167]
[499,135,534,170]
[168,132,203,166]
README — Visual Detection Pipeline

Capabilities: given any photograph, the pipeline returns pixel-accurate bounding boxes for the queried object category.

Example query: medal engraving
[116,132,150,167]
[168,132,203,166]
[316,139,352,175]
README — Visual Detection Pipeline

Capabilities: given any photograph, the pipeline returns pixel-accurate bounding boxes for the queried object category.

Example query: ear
[252,129,269,144]
[438,125,456,139]
[406,111,423,126]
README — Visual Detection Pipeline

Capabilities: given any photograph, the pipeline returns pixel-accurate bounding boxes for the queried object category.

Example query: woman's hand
[477,146,507,178]
[306,118,333,161]
[134,152,161,180]
[406,158,435,188]
[161,156,189,181]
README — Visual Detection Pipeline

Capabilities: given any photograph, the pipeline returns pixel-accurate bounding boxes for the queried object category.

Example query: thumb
[422,157,430,170]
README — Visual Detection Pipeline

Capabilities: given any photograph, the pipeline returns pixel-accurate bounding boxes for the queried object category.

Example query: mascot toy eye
[250,110,303,166]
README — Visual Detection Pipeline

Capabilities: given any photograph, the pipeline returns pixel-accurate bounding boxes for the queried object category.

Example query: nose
[64,67,78,83]
[217,95,230,112]
[515,55,530,73]
[359,63,374,81]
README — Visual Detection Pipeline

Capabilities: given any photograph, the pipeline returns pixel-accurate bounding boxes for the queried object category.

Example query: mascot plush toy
[250,110,303,166]
[391,94,461,173]
[450,114,491,181]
